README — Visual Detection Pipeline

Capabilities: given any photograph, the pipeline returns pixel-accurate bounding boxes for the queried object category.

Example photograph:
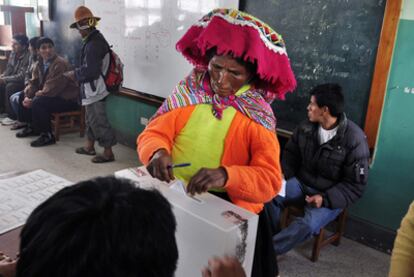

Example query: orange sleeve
[137,107,193,164]
[224,124,282,205]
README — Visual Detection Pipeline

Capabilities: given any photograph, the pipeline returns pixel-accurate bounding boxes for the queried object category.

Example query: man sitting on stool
[268,83,370,256]
[9,36,40,131]
[16,37,79,147]
[0,34,30,125]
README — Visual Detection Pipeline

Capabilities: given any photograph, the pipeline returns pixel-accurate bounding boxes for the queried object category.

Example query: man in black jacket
[269,83,370,255]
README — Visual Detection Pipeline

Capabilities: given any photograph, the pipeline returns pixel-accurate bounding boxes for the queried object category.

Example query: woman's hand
[187,167,228,195]
[146,149,174,183]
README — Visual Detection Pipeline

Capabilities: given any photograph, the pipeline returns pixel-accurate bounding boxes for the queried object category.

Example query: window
[3,0,40,37]
[0,0,4,25]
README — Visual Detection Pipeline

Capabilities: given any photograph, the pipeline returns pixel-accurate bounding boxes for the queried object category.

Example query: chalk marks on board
[321,54,346,63]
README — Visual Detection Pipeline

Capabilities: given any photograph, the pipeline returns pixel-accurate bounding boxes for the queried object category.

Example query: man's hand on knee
[305,194,323,208]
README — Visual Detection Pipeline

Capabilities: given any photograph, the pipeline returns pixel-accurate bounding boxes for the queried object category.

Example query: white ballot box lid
[115,167,258,276]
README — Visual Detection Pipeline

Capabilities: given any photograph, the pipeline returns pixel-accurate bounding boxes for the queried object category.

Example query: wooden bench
[281,206,348,262]
[51,107,85,141]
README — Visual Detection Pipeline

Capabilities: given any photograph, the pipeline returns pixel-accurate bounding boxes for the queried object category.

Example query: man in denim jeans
[268,83,370,255]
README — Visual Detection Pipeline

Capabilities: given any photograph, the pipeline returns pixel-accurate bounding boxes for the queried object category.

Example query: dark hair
[36,37,55,49]
[310,83,344,117]
[16,176,178,277]
[29,36,40,49]
[12,34,29,47]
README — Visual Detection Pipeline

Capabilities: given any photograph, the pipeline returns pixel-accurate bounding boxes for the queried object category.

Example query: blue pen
[167,163,191,169]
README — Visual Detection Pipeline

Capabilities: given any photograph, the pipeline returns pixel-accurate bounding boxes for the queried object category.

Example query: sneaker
[16,127,38,138]
[1,117,17,126]
[0,113,8,119]
[30,133,56,147]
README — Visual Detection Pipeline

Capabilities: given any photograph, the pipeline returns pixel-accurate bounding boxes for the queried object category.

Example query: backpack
[102,44,124,93]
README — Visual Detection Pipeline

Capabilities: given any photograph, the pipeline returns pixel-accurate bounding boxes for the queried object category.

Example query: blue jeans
[268,177,342,255]
[9,90,23,117]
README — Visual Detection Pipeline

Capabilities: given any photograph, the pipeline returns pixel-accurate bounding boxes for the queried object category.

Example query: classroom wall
[350,0,414,232]
[42,0,155,150]
[106,95,158,149]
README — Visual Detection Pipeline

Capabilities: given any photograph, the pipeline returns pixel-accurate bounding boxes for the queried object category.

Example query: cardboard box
[115,167,258,277]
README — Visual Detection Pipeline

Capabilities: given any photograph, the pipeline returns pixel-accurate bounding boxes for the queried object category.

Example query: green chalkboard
[241,0,386,129]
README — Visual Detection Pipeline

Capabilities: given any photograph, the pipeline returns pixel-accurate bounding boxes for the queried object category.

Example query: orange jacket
[137,106,282,213]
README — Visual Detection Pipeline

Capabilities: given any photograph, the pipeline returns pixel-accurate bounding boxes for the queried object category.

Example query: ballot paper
[0,169,72,235]
[115,167,258,277]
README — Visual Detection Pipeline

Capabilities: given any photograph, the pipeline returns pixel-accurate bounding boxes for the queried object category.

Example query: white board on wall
[84,0,239,98]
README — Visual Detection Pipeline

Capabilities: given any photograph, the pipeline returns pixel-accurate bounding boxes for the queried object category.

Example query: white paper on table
[0,169,72,235]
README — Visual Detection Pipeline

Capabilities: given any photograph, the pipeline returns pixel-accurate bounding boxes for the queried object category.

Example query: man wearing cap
[65,6,116,163]
[0,34,30,125]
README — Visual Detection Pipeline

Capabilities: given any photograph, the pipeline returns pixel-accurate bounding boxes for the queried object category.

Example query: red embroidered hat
[176,9,297,101]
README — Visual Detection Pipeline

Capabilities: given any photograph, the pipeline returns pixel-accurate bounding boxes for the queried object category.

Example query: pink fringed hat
[176,8,297,101]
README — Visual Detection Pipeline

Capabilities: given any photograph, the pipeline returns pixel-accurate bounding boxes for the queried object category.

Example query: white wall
[401,0,414,20]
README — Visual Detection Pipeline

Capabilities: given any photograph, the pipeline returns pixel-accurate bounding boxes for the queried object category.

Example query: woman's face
[208,55,252,97]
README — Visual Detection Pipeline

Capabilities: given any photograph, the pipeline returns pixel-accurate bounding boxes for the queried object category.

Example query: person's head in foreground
[16,176,178,277]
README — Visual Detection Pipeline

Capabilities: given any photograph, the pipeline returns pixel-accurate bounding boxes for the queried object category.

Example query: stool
[280,206,347,262]
[51,107,85,141]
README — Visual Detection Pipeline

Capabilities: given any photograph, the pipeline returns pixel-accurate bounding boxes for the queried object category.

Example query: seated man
[9,36,40,131]
[269,83,370,255]
[0,176,245,277]
[15,37,79,147]
[0,34,30,125]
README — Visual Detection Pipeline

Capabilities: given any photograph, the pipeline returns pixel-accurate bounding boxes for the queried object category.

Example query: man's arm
[36,61,71,97]
[24,63,40,99]
[24,59,35,86]
[1,53,15,78]
[74,39,107,83]
[323,137,370,209]
[2,52,29,84]
[281,126,302,179]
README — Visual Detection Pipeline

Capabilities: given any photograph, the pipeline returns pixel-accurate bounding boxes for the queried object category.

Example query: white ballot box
[115,167,258,277]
